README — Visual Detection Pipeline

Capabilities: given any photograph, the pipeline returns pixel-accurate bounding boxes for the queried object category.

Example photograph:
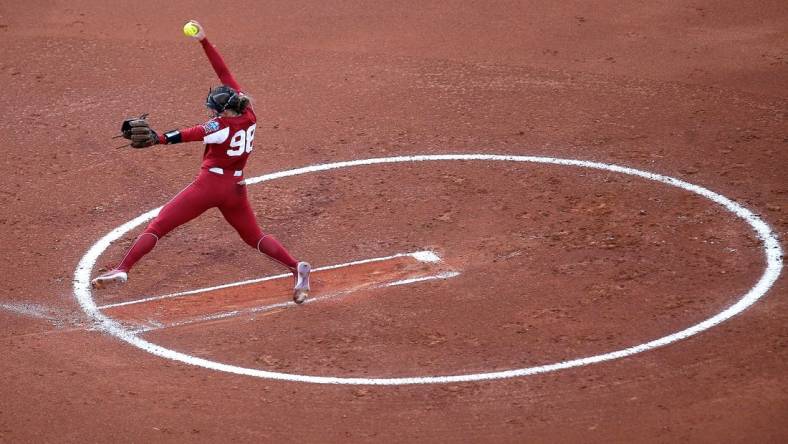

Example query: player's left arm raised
[185,20,242,92]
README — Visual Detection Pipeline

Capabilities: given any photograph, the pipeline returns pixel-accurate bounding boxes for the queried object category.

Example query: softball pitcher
[92,21,311,304]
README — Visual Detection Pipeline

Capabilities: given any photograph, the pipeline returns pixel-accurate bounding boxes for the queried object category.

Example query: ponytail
[234,94,252,113]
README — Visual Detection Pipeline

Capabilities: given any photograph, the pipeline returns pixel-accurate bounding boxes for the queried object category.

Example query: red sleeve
[157,123,207,144]
[179,124,207,142]
[201,37,242,92]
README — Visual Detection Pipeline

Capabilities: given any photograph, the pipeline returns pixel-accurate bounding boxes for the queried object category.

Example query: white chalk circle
[73,154,783,385]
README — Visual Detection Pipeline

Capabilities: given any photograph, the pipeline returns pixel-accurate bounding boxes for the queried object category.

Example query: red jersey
[159,38,257,172]
[199,107,257,171]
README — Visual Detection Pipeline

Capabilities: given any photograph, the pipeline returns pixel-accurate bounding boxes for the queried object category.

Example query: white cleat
[91,270,128,289]
[293,261,311,304]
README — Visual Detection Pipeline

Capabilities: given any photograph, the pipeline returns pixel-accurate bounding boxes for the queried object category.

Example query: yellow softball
[183,22,199,37]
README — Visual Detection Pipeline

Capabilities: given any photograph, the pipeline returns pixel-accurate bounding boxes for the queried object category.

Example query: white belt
[208,167,242,177]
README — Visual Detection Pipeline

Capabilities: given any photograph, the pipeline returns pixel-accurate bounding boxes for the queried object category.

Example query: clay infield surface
[1,1,787,442]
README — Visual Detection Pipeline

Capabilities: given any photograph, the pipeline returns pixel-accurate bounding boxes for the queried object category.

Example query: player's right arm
[187,21,242,92]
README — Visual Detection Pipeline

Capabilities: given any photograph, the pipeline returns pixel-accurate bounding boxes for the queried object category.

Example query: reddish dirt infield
[1,1,787,442]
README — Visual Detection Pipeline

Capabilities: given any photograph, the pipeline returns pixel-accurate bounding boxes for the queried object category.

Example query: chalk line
[386,271,461,287]
[98,250,441,310]
[131,271,460,334]
[73,154,783,385]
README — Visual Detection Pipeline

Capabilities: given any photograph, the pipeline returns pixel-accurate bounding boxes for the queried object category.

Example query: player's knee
[243,235,260,249]
[239,228,265,249]
[143,225,165,239]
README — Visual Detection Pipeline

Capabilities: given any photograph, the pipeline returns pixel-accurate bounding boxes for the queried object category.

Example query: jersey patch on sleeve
[203,120,221,134]
[203,126,231,145]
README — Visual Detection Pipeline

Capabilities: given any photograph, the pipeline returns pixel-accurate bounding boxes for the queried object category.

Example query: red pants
[150,170,262,244]
[116,169,298,273]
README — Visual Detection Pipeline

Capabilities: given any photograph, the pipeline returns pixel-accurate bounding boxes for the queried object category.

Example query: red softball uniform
[161,38,257,173]
[113,38,298,274]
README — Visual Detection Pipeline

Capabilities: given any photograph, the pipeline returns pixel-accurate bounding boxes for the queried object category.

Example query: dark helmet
[206,85,240,114]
